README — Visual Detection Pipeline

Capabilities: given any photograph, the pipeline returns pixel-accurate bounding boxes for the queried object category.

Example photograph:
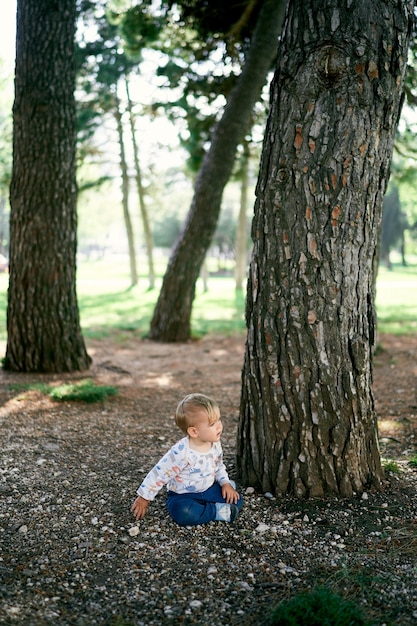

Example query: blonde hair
[175,393,220,434]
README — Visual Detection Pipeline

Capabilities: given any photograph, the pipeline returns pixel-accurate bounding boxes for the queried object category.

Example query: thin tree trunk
[0,195,6,256]
[400,231,406,266]
[114,92,138,288]
[149,0,287,341]
[6,0,91,373]
[238,0,413,497]
[235,141,250,291]
[125,76,155,289]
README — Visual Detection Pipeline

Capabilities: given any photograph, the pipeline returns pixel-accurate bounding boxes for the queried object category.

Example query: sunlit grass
[375,264,417,334]
[382,458,401,474]
[74,261,246,340]
[0,258,415,343]
[9,379,118,403]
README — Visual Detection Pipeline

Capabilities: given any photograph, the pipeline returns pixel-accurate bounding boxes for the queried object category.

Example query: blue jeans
[166,481,243,526]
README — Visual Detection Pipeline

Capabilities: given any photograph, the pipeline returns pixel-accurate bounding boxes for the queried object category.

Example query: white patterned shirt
[137,436,230,500]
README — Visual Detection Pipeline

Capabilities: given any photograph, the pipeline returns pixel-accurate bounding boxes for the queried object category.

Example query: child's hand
[131,495,149,520]
[222,483,240,504]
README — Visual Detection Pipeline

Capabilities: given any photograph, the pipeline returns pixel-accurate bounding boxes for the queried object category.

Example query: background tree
[0,72,13,258]
[234,140,251,291]
[381,122,417,265]
[114,86,138,286]
[125,76,155,289]
[76,4,163,287]
[76,20,139,287]
[380,185,408,268]
[238,0,413,497]
[6,0,91,373]
[149,0,286,341]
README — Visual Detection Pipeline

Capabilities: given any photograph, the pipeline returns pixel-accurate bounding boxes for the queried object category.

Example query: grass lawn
[375,264,417,335]
[0,258,415,342]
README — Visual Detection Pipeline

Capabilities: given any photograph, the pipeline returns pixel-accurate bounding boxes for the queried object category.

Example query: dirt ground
[2,331,416,460]
[90,330,417,464]
[1,331,417,625]
[372,333,417,460]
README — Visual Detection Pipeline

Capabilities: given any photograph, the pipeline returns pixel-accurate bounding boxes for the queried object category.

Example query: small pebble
[189,600,202,609]
[128,526,140,537]
[255,523,270,533]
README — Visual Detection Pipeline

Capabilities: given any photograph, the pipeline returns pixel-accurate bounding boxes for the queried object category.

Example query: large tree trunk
[238,0,413,498]
[6,0,91,373]
[149,0,287,341]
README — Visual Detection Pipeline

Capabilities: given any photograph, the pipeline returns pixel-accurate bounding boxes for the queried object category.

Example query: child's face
[187,411,223,444]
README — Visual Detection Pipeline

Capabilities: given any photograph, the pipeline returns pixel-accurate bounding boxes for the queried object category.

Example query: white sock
[215,503,231,522]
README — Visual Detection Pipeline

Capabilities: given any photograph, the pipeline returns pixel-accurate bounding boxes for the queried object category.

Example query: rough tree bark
[6,0,91,373]
[238,0,413,497]
[149,0,287,341]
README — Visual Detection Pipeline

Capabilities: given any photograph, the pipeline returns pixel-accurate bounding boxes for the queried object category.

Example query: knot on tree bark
[317,45,347,88]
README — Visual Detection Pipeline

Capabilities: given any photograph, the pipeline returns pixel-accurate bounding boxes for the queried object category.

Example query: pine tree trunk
[149,0,287,341]
[6,0,91,373]
[238,0,413,497]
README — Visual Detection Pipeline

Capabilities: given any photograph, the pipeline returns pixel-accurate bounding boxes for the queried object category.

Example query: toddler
[131,393,243,526]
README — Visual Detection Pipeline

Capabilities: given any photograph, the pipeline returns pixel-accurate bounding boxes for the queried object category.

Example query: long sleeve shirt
[137,436,230,501]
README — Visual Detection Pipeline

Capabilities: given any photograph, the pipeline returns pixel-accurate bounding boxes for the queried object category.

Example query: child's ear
[187,425,198,438]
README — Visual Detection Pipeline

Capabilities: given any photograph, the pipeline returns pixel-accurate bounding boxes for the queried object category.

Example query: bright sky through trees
[0,1,16,72]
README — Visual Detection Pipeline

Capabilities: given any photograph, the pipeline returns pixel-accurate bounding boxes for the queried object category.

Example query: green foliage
[75,6,142,173]
[109,0,269,176]
[0,73,13,246]
[109,5,164,55]
[407,455,417,468]
[268,587,368,626]
[152,212,184,248]
[165,0,261,44]
[382,459,401,474]
[49,380,118,402]
[10,379,118,403]
[403,28,417,108]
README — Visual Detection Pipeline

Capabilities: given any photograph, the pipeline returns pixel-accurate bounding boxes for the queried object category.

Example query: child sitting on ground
[131,393,243,526]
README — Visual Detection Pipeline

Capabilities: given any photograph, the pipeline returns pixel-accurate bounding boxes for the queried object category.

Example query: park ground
[0,332,417,625]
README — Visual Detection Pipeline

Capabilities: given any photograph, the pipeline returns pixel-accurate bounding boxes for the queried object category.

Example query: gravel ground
[1,333,417,625]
